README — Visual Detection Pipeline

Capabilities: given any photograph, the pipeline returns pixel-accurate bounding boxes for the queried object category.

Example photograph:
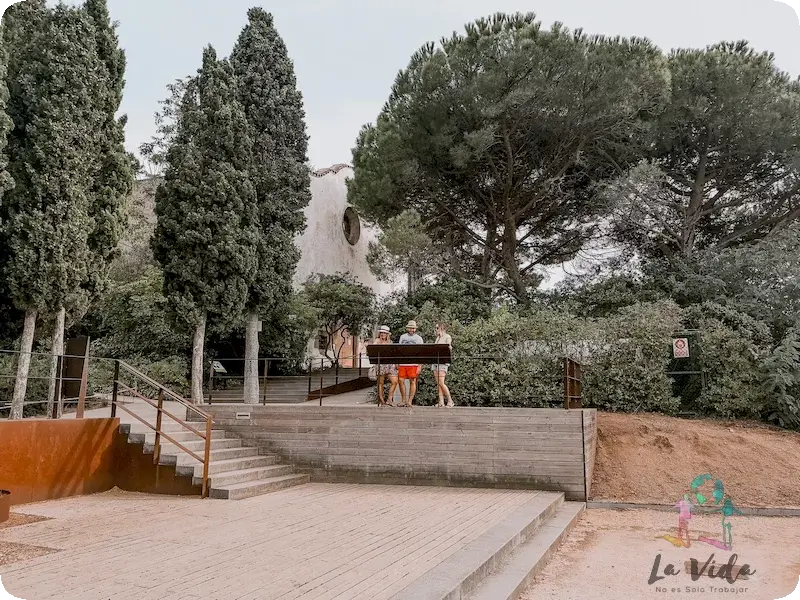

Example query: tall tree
[2,1,103,418]
[152,47,258,404]
[40,0,135,416]
[349,13,668,304]
[607,42,800,260]
[230,8,310,404]
[0,22,16,346]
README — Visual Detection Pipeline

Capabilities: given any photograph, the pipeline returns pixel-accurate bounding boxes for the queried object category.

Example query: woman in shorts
[433,322,453,407]
[374,325,399,407]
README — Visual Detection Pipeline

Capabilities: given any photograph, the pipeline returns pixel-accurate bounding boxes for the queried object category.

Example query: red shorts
[398,366,420,379]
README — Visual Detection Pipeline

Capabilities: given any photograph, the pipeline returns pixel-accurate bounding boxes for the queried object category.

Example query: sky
[55,0,800,171]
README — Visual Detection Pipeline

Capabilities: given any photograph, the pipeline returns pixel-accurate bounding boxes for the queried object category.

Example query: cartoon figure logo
[662,474,742,551]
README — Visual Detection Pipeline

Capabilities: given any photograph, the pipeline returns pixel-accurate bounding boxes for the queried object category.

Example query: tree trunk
[46,306,66,419]
[502,217,528,303]
[10,310,37,420]
[407,265,420,297]
[243,310,260,405]
[191,312,207,404]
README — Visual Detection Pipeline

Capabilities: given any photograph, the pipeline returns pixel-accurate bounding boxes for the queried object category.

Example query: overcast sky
[52,0,800,170]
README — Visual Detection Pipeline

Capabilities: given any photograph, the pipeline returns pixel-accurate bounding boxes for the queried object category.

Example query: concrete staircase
[390,492,584,600]
[121,421,309,500]
[206,368,368,404]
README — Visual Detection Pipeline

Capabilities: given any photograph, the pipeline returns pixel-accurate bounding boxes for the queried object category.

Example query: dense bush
[405,301,682,413]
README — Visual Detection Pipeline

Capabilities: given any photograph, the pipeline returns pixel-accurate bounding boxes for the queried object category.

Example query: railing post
[262,358,269,405]
[563,357,569,410]
[75,342,90,419]
[307,358,312,397]
[111,359,119,419]
[335,361,340,387]
[208,361,214,404]
[319,358,324,406]
[50,354,63,420]
[202,417,212,499]
[153,389,164,465]
[358,352,362,377]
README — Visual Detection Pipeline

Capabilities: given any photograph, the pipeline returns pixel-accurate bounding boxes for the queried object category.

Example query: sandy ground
[0,512,57,567]
[592,412,800,507]
[520,509,800,600]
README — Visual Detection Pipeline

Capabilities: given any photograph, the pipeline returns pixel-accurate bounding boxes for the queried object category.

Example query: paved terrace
[0,485,546,600]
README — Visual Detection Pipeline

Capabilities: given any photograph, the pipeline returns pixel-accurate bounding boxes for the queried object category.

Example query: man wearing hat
[398,320,424,406]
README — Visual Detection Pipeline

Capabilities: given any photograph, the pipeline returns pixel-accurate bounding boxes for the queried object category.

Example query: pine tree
[3,1,104,418]
[152,47,259,403]
[230,8,311,403]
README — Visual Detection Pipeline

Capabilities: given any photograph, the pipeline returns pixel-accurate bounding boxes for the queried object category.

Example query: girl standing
[374,325,401,407]
[433,322,453,408]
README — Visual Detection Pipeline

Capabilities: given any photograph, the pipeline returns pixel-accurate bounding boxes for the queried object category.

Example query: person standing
[398,320,423,407]
[373,325,400,407]
[433,322,454,408]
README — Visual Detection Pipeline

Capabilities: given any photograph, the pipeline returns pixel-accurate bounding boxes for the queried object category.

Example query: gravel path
[520,509,800,600]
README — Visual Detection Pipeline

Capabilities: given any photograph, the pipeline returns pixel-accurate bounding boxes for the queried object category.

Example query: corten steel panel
[111,432,201,496]
[0,419,118,505]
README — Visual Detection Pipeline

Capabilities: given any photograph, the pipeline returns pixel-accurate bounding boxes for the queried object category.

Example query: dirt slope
[591,412,800,507]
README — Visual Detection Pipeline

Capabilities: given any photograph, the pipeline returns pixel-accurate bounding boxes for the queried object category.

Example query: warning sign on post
[673,338,690,359]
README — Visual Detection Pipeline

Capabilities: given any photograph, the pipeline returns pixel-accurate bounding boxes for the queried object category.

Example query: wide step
[163,446,259,466]
[209,473,310,500]
[390,492,567,600]
[175,454,280,478]
[195,464,295,488]
[466,503,585,600]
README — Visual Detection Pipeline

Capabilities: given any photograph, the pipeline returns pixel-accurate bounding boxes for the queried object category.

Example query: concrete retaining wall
[197,406,597,501]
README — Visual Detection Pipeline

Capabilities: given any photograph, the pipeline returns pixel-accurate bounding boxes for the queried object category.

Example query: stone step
[390,492,568,600]
[209,473,310,500]
[159,446,259,467]
[130,429,228,445]
[466,503,585,600]
[144,437,242,455]
[194,464,296,488]
[175,454,281,478]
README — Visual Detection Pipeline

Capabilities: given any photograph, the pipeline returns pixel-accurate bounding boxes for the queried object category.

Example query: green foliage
[367,209,433,292]
[409,300,680,412]
[692,316,767,419]
[376,278,491,339]
[82,0,136,306]
[139,78,192,175]
[2,1,105,317]
[349,13,668,302]
[761,327,800,429]
[151,46,259,330]
[301,273,375,362]
[583,302,682,414]
[230,8,310,316]
[92,267,190,361]
[608,42,800,259]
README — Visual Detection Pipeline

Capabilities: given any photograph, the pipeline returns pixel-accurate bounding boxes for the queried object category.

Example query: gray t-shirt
[399,333,423,367]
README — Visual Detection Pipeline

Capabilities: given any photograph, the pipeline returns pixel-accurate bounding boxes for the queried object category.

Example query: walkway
[0,485,544,600]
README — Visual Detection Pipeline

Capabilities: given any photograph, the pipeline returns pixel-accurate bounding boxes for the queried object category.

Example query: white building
[295,164,395,366]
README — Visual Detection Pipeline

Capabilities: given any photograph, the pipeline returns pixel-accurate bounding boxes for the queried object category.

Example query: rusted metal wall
[0,419,118,505]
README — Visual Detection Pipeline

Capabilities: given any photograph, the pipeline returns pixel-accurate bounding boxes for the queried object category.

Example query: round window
[342,207,361,246]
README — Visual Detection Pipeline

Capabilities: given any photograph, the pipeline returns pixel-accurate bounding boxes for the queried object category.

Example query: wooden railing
[111,360,213,498]
[563,358,583,409]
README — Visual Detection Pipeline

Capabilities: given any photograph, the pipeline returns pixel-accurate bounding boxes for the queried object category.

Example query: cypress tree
[230,8,311,403]
[152,47,258,403]
[2,1,103,418]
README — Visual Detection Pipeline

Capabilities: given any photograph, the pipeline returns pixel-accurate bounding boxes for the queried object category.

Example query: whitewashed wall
[294,164,392,296]
[295,164,398,363]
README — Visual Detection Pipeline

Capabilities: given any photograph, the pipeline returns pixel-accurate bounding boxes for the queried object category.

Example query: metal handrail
[112,360,212,498]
